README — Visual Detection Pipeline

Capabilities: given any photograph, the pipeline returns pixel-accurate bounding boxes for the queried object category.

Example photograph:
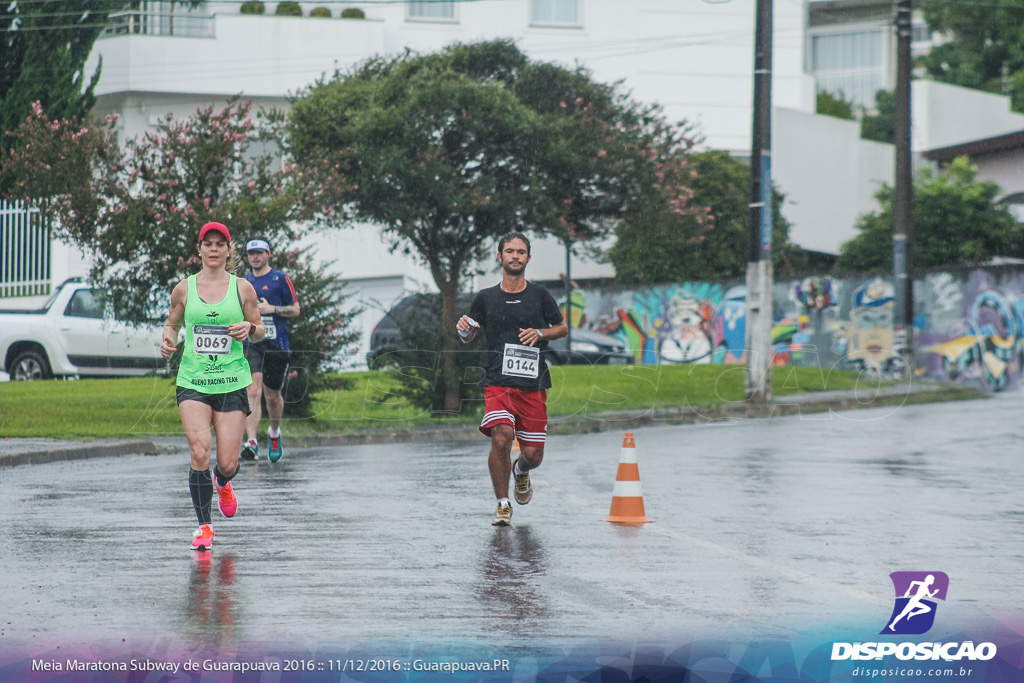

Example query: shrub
[369,294,484,416]
[240,1,265,14]
[340,8,365,18]
[253,247,361,417]
[275,1,302,16]
[310,6,332,17]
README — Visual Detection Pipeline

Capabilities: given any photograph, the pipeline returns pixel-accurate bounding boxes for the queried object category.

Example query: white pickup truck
[0,278,166,380]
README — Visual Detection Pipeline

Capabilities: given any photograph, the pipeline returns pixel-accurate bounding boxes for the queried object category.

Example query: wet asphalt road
[0,394,1022,656]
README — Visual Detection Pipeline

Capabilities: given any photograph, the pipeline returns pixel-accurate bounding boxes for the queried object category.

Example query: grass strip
[0,364,940,439]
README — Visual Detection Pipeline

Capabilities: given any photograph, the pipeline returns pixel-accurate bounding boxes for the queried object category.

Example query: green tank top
[176,274,253,394]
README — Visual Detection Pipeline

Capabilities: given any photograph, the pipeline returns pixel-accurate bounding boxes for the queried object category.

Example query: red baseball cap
[197,222,231,243]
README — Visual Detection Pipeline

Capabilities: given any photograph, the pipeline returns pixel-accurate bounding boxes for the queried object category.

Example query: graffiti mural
[918,271,1024,391]
[557,266,1024,392]
[712,286,747,363]
[828,277,906,377]
[603,283,724,365]
[791,276,839,311]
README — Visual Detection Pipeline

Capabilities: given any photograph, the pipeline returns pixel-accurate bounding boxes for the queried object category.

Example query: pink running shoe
[191,524,214,551]
[214,477,237,518]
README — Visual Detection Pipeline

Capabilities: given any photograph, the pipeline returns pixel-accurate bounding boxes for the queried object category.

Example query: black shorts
[176,387,252,416]
[244,341,291,391]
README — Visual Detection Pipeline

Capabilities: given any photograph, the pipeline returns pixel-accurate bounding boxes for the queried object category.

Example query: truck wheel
[10,349,52,380]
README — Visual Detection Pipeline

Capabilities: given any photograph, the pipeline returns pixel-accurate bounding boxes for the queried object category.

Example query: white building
[5,0,1024,362]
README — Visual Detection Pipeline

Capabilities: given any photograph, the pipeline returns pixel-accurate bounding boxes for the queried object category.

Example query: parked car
[367,293,473,368]
[545,328,632,366]
[0,278,165,380]
[367,293,631,368]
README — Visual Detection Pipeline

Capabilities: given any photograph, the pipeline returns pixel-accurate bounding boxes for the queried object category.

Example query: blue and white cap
[246,239,270,253]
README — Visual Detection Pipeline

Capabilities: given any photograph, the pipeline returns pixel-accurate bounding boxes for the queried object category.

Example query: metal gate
[0,200,50,298]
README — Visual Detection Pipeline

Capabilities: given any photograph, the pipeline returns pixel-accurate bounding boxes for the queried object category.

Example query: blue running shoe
[269,434,283,462]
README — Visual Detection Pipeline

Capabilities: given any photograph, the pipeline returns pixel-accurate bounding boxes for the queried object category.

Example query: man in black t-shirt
[456,232,568,526]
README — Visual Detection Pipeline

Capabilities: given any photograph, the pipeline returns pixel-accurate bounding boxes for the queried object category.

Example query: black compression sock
[188,468,213,525]
[214,463,239,488]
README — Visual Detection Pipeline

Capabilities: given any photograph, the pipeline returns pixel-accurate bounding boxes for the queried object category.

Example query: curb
[0,383,988,465]
[252,382,990,447]
[0,439,161,468]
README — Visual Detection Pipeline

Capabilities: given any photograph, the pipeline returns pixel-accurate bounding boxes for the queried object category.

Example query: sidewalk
[0,381,988,467]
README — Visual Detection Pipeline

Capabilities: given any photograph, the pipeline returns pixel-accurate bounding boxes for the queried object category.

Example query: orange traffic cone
[604,432,651,525]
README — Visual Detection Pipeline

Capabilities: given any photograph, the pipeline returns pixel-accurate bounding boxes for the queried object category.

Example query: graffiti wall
[556,266,1024,391]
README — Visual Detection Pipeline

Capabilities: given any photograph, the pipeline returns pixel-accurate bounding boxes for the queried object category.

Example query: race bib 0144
[502,343,540,379]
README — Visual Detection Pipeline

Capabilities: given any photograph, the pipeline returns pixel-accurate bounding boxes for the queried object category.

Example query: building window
[530,0,579,26]
[911,21,936,51]
[811,29,886,109]
[407,1,455,21]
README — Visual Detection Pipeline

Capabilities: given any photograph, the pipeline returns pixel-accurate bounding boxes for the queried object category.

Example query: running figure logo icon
[881,571,949,635]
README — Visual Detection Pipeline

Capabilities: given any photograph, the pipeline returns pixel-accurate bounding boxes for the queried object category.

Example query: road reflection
[475,527,550,634]
[183,552,240,647]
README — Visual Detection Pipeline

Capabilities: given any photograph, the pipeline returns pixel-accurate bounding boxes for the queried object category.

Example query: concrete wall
[965,148,1024,200]
[774,107,893,253]
[554,265,1024,393]
[913,81,1024,153]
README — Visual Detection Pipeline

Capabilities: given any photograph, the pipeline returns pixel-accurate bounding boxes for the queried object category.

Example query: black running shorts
[176,386,252,415]
[244,341,291,391]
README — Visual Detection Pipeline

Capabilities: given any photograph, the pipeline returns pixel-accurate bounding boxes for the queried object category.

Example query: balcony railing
[101,10,214,39]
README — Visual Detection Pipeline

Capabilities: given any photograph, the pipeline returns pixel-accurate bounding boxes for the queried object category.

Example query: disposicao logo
[881,571,948,635]
[831,571,997,662]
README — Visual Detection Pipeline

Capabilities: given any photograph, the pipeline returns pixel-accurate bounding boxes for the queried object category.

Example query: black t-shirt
[469,282,564,391]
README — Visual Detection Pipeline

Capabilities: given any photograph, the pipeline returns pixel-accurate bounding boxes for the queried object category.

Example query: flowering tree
[3,98,357,412]
[5,98,303,319]
[288,40,701,413]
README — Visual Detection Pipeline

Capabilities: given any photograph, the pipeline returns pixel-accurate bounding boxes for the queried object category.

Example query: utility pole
[745,0,774,402]
[565,239,573,353]
[893,0,914,369]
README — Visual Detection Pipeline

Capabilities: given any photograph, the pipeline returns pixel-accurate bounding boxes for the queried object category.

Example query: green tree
[2,99,356,414]
[836,156,1022,271]
[860,89,895,144]
[608,151,808,284]
[0,2,200,165]
[513,61,699,279]
[1,1,116,164]
[288,40,697,413]
[922,1,1024,112]
[816,90,855,120]
[271,247,361,416]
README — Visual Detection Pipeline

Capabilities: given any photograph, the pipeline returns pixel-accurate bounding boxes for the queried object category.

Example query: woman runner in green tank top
[160,222,265,552]
[177,273,253,392]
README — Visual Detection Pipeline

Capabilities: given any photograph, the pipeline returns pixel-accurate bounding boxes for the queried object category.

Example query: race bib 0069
[192,324,232,355]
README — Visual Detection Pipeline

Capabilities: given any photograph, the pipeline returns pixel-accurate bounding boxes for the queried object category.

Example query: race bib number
[262,315,277,340]
[192,324,232,355]
[502,343,540,379]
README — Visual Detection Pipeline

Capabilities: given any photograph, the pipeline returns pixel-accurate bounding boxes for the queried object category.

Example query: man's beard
[502,261,525,276]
